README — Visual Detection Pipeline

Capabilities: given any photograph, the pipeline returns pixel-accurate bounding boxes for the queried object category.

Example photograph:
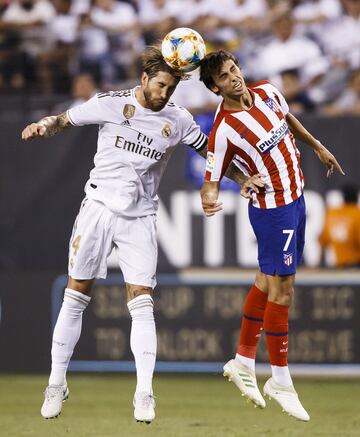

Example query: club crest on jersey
[283,253,293,266]
[162,123,171,138]
[256,119,288,154]
[265,98,281,113]
[206,152,215,172]
[123,104,135,119]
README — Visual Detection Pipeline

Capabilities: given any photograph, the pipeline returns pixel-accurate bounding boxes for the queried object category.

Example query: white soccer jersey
[67,87,207,217]
[205,81,304,209]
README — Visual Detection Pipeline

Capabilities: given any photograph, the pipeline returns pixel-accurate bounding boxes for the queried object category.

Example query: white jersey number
[282,229,294,251]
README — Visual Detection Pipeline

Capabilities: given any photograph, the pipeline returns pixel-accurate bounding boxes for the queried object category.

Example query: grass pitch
[0,374,359,437]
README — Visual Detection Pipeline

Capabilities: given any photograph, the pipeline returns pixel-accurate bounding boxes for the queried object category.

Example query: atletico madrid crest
[283,253,293,266]
[265,98,281,113]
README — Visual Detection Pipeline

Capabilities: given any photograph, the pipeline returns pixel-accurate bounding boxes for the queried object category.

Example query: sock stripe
[265,331,288,337]
[128,299,153,310]
[65,289,90,305]
[242,314,263,323]
[128,304,153,313]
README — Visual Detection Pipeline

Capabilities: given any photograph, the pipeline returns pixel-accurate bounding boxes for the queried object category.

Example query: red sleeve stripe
[205,107,228,181]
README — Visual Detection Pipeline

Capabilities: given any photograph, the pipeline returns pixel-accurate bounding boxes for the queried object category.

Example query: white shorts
[68,198,157,288]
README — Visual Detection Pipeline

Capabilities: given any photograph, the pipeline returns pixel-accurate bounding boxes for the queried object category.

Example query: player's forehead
[150,70,178,86]
[217,59,239,75]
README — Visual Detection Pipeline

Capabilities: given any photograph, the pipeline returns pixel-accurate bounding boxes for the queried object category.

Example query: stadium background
[0,0,360,435]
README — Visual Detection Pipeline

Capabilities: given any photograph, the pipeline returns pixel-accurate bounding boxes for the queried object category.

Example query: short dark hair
[199,50,240,94]
[141,46,184,81]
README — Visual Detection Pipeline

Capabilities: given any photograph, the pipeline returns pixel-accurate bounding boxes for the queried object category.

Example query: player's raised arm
[285,112,345,178]
[21,112,71,141]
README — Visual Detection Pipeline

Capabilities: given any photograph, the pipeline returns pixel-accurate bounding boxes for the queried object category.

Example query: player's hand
[21,116,58,140]
[201,182,222,217]
[240,173,266,199]
[21,122,48,140]
[202,198,223,217]
[315,143,345,178]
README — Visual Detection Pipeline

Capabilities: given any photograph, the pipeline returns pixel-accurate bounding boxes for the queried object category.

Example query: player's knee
[67,277,94,295]
[268,275,294,306]
[126,284,153,302]
[271,288,293,306]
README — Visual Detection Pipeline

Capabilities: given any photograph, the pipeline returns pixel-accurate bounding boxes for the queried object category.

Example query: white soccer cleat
[223,359,266,409]
[133,392,156,424]
[263,377,310,422]
[41,384,69,419]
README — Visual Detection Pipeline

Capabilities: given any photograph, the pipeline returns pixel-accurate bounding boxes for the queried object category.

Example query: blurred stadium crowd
[0,0,360,117]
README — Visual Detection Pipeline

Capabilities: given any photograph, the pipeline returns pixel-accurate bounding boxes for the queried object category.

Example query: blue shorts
[248,195,306,276]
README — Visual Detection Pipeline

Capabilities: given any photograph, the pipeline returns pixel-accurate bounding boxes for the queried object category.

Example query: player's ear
[141,72,149,87]
[210,84,219,94]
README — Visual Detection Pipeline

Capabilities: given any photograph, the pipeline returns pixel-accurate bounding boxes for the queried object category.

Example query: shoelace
[44,386,64,401]
[140,394,156,408]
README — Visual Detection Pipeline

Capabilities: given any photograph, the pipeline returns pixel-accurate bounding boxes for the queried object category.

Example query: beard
[143,88,167,112]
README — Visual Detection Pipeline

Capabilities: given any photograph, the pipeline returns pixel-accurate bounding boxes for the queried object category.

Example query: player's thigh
[249,200,300,276]
[114,214,157,290]
[68,198,115,280]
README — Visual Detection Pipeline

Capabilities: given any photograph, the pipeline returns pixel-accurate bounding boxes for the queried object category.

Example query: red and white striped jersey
[205,81,304,209]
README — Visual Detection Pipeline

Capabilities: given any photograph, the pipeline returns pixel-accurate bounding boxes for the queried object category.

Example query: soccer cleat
[223,359,266,409]
[133,392,156,424]
[263,377,310,422]
[41,384,69,419]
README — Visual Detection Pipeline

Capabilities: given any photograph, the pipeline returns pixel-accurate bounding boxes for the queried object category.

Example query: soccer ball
[161,27,206,73]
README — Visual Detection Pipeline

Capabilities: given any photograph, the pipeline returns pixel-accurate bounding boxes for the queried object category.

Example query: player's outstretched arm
[21,112,71,140]
[201,181,222,217]
[285,112,345,178]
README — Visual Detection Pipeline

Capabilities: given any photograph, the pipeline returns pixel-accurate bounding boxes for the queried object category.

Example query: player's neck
[223,88,253,111]
[135,87,148,109]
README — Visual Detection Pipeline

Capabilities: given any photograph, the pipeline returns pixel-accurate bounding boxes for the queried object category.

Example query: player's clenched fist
[21,116,57,140]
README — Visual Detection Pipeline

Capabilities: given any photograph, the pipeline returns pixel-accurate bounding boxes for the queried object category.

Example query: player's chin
[150,101,167,111]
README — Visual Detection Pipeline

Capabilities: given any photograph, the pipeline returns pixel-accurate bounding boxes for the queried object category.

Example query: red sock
[237,284,268,359]
[263,301,289,366]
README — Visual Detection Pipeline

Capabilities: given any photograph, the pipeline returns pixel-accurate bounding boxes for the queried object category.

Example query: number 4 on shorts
[282,229,294,251]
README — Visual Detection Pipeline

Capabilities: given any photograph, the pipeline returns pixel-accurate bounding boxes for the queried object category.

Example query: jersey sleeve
[67,94,105,126]
[178,108,208,151]
[205,120,236,182]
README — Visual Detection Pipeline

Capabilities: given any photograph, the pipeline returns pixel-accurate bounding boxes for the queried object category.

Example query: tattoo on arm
[38,112,71,137]
[224,162,247,185]
[57,112,70,129]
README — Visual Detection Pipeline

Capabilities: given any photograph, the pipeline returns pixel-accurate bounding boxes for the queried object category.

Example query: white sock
[235,353,255,372]
[49,288,91,386]
[271,365,293,387]
[127,294,156,394]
